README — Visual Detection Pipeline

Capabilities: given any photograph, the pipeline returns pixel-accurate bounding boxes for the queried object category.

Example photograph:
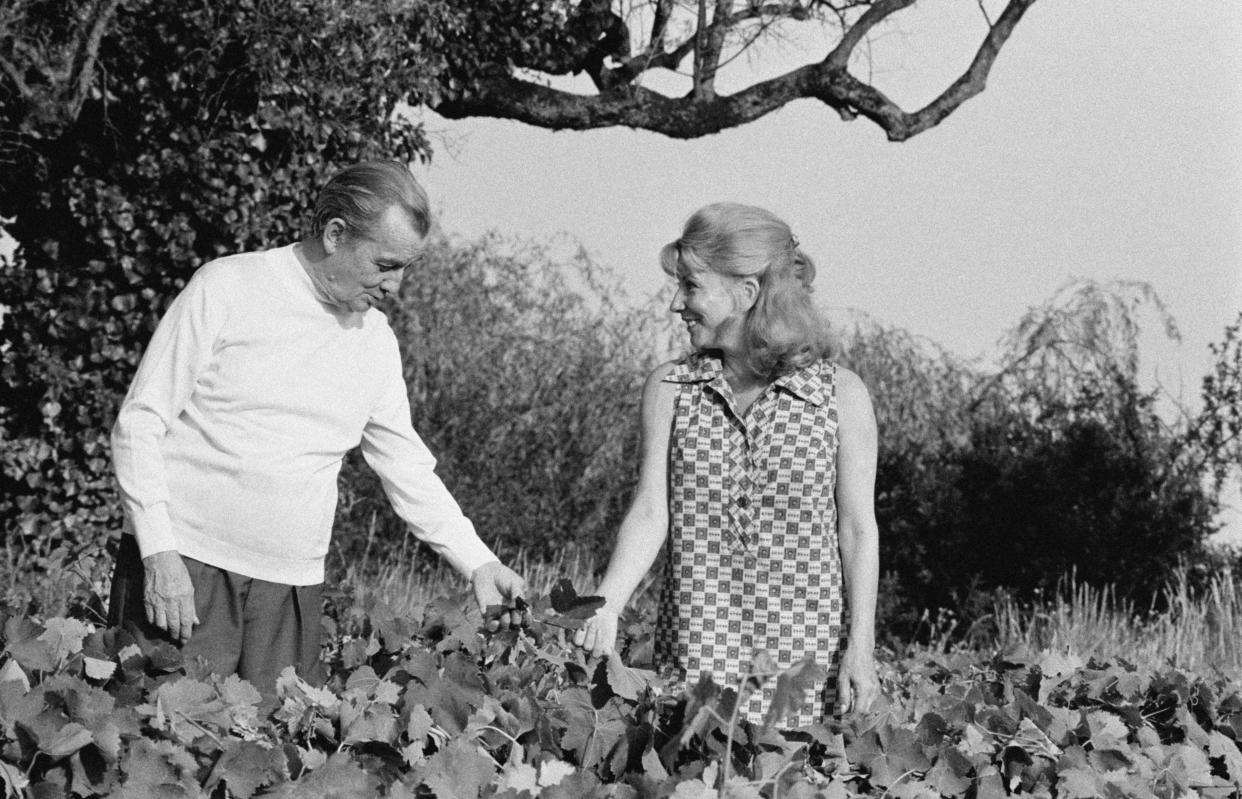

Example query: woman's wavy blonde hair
[660,202,833,378]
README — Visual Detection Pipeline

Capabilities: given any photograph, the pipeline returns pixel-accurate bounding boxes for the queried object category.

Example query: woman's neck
[720,351,767,397]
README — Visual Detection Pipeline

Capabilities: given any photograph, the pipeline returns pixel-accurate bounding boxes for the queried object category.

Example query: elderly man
[108,161,524,691]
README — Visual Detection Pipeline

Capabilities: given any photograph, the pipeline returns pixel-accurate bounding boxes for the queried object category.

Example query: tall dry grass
[346,546,1242,680]
[334,542,614,620]
[972,566,1242,678]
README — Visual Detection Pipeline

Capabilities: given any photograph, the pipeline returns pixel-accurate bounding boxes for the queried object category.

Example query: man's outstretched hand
[471,560,529,632]
[142,550,199,644]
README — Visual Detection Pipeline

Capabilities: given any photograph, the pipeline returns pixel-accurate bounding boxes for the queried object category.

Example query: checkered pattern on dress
[654,353,848,729]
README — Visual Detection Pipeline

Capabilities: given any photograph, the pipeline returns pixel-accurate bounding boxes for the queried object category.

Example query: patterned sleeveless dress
[654,353,847,728]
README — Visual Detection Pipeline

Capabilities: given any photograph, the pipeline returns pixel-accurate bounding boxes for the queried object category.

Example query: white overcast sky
[410,0,1242,539]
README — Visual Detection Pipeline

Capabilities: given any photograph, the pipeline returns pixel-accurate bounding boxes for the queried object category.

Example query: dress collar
[663,352,829,407]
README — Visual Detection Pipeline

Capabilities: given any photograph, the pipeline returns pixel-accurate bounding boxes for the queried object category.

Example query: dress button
[737,496,750,508]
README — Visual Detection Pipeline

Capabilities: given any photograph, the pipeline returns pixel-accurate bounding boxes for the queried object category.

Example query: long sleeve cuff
[416,523,499,580]
[127,501,179,559]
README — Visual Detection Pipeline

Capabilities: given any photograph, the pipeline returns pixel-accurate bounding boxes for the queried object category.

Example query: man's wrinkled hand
[142,550,198,644]
[472,561,528,632]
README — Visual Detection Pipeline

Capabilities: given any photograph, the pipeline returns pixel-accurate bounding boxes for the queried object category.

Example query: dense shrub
[840,283,1235,640]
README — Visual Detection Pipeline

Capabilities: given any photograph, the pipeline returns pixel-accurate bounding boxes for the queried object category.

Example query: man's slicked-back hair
[310,161,431,240]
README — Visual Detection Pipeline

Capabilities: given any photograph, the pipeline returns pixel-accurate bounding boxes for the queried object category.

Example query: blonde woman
[575,203,880,727]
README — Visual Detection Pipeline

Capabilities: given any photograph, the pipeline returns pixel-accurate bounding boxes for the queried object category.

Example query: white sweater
[110,245,498,585]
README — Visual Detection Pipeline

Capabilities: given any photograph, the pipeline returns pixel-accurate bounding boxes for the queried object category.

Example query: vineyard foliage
[0,581,1239,798]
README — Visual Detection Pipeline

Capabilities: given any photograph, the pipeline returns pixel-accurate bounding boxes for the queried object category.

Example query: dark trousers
[108,535,324,696]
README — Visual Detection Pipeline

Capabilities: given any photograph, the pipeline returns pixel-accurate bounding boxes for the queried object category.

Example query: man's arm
[111,268,225,641]
[359,338,524,611]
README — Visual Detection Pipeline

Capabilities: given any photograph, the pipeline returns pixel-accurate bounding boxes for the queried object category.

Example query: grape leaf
[1058,766,1103,798]
[670,778,716,799]
[642,745,670,780]
[0,660,30,692]
[1036,650,1083,704]
[1085,710,1129,751]
[554,686,597,755]
[418,737,496,799]
[204,739,273,799]
[38,721,95,759]
[84,656,116,681]
[342,698,398,745]
[606,652,655,702]
[496,761,539,793]
[140,677,232,742]
[39,618,92,665]
[548,579,606,619]
[973,766,1008,799]
[281,751,378,798]
[0,760,30,797]
[115,737,200,799]
[721,777,764,799]
[958,723,994,758]
[5,620,55,673]
[1209,730,1242,784]
[217,673,262,729]
[1169,742,1214,788]
[538,758,576,787]
[405,702,434,750]
[926,749,973,798]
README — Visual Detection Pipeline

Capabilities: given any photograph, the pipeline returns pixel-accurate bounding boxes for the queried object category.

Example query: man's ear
[322,218,349,254]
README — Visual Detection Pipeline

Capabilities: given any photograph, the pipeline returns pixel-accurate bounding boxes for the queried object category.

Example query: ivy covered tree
[3,0,1040,152]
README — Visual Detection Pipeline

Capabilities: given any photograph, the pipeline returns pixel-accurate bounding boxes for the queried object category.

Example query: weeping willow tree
[835,279,1231,637]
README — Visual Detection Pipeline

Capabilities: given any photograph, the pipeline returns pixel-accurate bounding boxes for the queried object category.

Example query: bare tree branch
[650,0,674,51]
[826,0,914,70]
[0,52,33,99]
[1,0,122,136]
[976,0,994,27]
[438,0,1039,142]
[695,0,733,98]
[891,0,1036,138]
[66,0,122,121]
[691,0,707,97]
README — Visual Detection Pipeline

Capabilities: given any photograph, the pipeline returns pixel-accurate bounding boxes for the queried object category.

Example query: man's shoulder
[193,246,292,288]
[359,308,401,348]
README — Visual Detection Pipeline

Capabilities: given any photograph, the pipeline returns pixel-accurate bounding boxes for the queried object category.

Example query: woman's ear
[322,218,348,254]
[736,275,761,311]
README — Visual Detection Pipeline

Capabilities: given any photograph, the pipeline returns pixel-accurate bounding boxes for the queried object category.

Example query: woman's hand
[573,605,620,658]
[837,645,880,714]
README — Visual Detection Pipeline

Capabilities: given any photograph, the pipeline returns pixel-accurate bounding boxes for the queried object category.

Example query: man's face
[321,205,425,313]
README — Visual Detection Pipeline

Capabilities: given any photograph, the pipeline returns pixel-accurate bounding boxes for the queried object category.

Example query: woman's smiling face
[669,264,748,352]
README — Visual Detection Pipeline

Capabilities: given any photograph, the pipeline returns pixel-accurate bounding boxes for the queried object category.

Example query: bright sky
[410,0,1242,541]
